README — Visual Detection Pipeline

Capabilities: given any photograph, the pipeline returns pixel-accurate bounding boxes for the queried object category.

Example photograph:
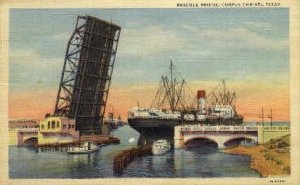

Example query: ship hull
[128,118,181,146]
[128,116,244,146]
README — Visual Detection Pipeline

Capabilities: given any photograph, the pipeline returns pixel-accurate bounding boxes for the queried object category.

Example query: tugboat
[104,112,124,130]
[67,142,99,154]
[152,139,171,155]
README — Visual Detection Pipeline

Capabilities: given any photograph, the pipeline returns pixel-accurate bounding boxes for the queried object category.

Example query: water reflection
[184,138,219,149]
[174,146,219,177]
[224,138,256,147]
[26,146,40,153]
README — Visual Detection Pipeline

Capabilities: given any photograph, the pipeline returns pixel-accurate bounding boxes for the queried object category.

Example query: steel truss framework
[54,16,121,135]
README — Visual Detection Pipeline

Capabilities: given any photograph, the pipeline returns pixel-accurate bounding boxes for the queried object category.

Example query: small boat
[128,137,136,143]
[152,139,171,155]
[67,142,99,154]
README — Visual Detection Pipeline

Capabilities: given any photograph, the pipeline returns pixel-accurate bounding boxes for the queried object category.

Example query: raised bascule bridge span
[174,125,290,149]
[53,16,121,136]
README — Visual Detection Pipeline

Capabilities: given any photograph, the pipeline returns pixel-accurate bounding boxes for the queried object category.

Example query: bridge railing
[262,126,289,131]
[17,128,39,133]
[178,125,258,132]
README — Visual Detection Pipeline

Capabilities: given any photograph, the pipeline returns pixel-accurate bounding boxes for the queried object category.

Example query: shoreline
[223,137,290,177]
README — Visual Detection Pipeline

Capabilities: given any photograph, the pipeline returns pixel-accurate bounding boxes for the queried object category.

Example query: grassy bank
[224,135,290,177]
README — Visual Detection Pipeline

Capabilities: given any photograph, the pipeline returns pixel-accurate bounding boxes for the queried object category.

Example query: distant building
[9,119,38,129]
[9,119,38,145]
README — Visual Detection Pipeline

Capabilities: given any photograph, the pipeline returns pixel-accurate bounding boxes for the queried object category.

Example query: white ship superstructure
[128,108,181,120]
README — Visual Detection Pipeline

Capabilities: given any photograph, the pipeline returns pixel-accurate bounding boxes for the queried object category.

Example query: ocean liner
[127,61,243,145]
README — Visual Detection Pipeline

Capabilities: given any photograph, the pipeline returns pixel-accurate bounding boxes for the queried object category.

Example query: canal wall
[258,126,290,144]
[37,132,77,145]
[9,129,18,146]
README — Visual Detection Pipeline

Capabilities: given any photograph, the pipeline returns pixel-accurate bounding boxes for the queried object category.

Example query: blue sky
[9,8,289,92]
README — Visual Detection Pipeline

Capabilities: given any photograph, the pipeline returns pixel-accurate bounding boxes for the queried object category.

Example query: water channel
[9,125,260,178]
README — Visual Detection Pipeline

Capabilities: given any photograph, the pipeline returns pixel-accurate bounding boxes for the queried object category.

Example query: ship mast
[169,60,176,111]
[268,108,273,127]
[207,80,237,112]
[150,60,188,111]
[259,108,264,125]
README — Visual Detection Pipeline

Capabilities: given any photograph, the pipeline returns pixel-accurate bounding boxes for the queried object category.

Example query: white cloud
[48,32,70,40]
[114,68,144,78]
[180,25,198,33]
[10,48,62,63]
[199,28,288,50]
[9,48,40,58]
[244,21,272,30]
[9,48,63,87]
[118,26,187,57]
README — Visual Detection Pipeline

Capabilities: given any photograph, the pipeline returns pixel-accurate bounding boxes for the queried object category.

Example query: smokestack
[197,90,206,112]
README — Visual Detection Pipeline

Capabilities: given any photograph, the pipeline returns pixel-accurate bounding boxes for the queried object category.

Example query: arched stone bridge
[17,128,39,146]
[174,125,290,149]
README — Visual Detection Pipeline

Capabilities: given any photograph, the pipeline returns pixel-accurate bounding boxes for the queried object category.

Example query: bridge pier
[174,126,184,149]
[217,143,225,149]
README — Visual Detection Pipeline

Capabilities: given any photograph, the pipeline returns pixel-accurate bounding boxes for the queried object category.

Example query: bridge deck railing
[178,125,290,132]
[17,128,39,133]
[178,125,258,132]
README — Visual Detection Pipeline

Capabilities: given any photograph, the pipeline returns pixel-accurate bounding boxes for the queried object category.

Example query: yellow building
[38,117,79,145]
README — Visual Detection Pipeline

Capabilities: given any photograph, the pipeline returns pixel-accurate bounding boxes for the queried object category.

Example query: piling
[80,135,120,145]
[113,145,152,174]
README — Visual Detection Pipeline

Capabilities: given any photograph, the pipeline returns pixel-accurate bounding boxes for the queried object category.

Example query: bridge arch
[23,137,38,146]
[223,136,257,147]
[184,136,218,148]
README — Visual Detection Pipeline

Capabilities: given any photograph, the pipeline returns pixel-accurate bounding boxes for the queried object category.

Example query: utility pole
[259,107,265,144]
[259,108,264,125]
[137,101,140,116]
[268,109,273,127]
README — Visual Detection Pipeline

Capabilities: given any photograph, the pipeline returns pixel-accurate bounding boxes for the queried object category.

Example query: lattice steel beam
[54,16,121,135]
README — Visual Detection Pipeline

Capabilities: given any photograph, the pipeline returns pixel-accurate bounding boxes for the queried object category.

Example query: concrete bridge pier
[218,143,225,149]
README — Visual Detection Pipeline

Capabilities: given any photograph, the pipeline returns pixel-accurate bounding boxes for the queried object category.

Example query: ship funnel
[197,90,206,112]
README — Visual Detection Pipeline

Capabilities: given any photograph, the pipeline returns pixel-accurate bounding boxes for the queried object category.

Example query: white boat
[152,140,171,155]
[67,142,99,154]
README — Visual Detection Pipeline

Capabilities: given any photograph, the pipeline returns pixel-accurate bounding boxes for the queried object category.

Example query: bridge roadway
[174,125,289,149]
